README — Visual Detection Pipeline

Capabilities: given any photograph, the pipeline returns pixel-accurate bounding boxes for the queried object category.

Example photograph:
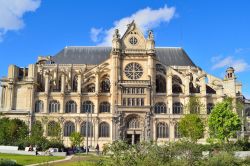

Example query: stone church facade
[0,22,249,148]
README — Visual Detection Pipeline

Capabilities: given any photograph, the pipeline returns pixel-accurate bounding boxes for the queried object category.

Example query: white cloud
[90,4,176,46]
[0,0,41,41]
[90,28,103,42]
[212,56,250,73]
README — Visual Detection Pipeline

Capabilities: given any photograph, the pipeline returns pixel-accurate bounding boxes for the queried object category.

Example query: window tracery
[124,63,143,80]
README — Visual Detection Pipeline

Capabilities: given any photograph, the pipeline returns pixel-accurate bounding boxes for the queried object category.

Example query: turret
[225,67,235,80]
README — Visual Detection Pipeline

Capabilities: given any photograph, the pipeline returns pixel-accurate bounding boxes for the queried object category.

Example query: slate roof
[52,46,196,67]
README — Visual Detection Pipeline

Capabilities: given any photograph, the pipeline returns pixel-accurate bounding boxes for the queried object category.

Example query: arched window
[207,103,214,114]
[156,75,166,93]
[47,121,61,137]
[83,83,95,93]
[154,102,167,114]
[58,76,62,92]
[156,64,166,75]
[206,85,216,94]
[81,101,94,113]
[49,100,60,113]
[174,123,181,138]
[64,121,75,137]
[72,75,78,92]
[35,100,44,113]
[246,108,250,117]
[80,121,93,137]
[172,84,182,94]
[99,122,109,137]
[127,118,140,129]
[99,102,110,113]
[100,78,110,93]
[65,100,77,113]
[173,102,183,114]
[172,75,182,84]
[189,82,200,93]
[157,122,169,138]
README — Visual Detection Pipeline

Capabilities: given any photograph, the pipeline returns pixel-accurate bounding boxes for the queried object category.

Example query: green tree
[208,98,241,142]
[0,118,28,145]
[31,121,44,138]
[47,121,61,140]
[69,132,84,147]
[185,96,204,114]
[179,114,205,142]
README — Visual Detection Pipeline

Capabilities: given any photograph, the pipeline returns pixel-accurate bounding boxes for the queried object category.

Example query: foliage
[0,118,28,146]
[47,121,61,140]
[185,96,204,114]
[0,159,17,166]
[0,153,64,165]
[199,152,242,166]
[208,98,241,142]
[69,132,84,147]
[99,141,250,166]
[178,114,205,142]
[31,121,44,138]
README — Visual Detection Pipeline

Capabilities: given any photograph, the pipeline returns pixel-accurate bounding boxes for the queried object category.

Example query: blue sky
[0,0,249,98]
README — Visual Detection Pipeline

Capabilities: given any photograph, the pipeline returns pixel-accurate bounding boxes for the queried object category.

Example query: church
[0,21,249,148]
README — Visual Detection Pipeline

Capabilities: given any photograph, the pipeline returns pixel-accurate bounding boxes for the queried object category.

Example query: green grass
[51,154,109,166]
[0,153,64,165]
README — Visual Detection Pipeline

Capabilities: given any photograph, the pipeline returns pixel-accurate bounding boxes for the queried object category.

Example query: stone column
[7,85,14,111]
[184,77,190,95]
[44,97,49,113]
[60,96,65,114]
[169,121,175,141]
[132,133,135,145]
[167,74,172,95]
[0,86,5,108]
[95,72,99,93]
[45,72,50,94]
[28,86,35,113]
[77,74,82,94]
[94,118,99,142]
[75,117,81,133]
[61,74,65,93]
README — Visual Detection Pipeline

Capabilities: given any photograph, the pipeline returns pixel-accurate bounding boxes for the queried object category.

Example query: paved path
[26,155,73,166]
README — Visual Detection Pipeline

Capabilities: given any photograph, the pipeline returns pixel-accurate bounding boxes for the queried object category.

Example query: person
[29,145,33,151]
[95,144,100,155]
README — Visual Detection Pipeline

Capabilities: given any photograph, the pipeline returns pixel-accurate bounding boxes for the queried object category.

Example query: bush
[0,159,17,166]
[200,152,241,166]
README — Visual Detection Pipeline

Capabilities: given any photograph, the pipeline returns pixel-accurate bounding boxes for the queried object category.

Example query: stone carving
[148,30,154,40]
[113,29,120,40]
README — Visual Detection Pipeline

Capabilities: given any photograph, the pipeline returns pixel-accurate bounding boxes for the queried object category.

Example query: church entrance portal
[126,133,140,144]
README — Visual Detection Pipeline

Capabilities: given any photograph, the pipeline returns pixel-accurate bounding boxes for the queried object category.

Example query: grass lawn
[49,154,109,166]
[0,153,64,165]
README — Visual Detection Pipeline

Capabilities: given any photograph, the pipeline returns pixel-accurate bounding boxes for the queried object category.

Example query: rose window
[124,63,143,80]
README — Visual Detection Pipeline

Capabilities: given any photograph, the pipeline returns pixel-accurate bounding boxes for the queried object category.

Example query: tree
[31,121,44,138]
[69,132,84,147]
[185,96,204,114]
[48,121,62,141]
[0,118,28,145]
[208,98,241,142]
[179,114,205,142]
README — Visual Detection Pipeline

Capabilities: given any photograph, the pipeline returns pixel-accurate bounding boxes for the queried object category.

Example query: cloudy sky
[0,0,249,98]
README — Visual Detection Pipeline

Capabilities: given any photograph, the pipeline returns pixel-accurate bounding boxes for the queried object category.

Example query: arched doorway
[125,115,141,144]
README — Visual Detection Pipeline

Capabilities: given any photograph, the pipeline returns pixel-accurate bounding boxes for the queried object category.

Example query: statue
[113,29,120,40]
[148,30,154,40]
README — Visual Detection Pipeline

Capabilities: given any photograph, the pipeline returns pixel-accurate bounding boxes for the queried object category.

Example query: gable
[121,21,146,50]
